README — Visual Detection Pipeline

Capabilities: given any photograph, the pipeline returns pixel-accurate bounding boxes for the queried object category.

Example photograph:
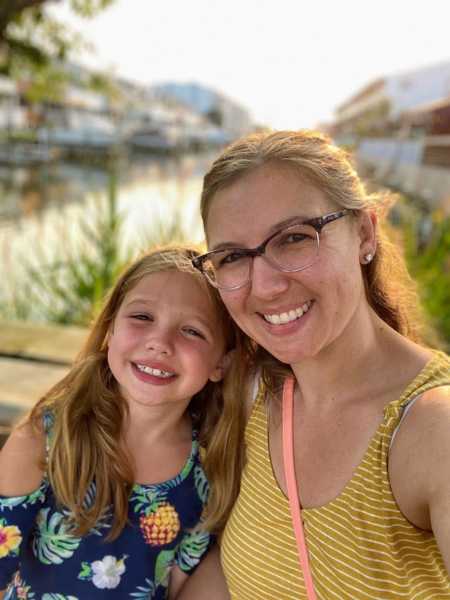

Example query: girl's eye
[183,327,206,340]
[131,314,152,321]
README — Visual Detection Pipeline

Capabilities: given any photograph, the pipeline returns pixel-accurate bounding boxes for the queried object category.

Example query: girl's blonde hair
[200,129,428,392]
[29,245,240,537]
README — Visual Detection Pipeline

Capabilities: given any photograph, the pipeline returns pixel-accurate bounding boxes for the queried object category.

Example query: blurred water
[0,153,211,307]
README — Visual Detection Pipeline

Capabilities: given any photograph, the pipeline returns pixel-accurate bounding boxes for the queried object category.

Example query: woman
[180,130,450,600]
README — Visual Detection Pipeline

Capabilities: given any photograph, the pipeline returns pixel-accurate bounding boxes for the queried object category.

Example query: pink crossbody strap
[282,377,318,600]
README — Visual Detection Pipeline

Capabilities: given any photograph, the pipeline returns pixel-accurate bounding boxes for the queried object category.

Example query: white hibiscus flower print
[91,554,127,589]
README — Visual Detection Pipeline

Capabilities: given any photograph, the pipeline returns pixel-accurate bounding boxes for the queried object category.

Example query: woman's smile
[261,300,313,325]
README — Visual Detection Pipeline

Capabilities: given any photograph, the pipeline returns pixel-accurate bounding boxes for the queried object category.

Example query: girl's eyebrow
[123,297,152,308]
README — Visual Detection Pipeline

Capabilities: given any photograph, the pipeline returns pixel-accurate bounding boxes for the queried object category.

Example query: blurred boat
[0,143,60,166]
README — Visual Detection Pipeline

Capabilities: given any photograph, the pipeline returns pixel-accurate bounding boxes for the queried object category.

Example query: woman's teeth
[136,364,174,378]
[263,301,311,325]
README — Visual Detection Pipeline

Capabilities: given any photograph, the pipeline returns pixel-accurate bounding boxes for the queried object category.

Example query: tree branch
[0,0,56,44]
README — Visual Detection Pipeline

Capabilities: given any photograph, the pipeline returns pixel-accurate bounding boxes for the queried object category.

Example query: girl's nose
[249,255,290,299]
[144,330,174,355]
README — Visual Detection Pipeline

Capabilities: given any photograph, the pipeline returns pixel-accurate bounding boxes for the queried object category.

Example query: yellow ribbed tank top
[221,352,450,599]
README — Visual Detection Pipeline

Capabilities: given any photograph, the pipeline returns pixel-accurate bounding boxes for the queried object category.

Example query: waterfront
[0,153,210,316]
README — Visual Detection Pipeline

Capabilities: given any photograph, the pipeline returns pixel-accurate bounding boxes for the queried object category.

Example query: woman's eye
[281,233,307,244]
[219,251,246,267]
[131,314,152,321]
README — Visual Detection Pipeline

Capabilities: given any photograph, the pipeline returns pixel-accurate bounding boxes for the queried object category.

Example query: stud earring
[363,253,373,264]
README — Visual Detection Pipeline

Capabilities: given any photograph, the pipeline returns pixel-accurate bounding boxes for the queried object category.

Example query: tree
[0,0,116,103]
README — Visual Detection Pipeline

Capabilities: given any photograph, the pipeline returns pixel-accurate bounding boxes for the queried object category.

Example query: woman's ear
[358,210,377,261]
[209,350,234,383]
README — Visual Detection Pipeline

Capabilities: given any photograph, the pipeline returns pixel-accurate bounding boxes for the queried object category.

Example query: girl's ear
[209,350,234,383]
[105,327,114,347]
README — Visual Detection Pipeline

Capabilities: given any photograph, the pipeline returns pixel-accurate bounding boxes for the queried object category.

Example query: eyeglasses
[192,209,350,291]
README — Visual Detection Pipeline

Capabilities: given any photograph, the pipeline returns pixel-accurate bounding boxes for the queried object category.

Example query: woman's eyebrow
[210,214,312,251]
[267,215,311,233]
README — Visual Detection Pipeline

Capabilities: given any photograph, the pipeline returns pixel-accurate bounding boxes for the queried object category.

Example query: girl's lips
[131,362,177,386]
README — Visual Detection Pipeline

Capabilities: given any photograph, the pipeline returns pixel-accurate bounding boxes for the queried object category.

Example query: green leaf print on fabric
[130,487,166,515]
[193,465,209,504]
[178,440,197,481]
[32,507,81,564]
[78,560,92,580]
[42,594,78,600]
[0,481,47,512]
[129,578,156,599]
[154,549,175,586]
[176,529,210,572]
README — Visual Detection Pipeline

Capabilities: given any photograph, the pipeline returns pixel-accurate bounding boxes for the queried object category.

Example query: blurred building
[334,62,450,143]
[151,82,253,141]
[332,61,450,209]
[0,65,246,156]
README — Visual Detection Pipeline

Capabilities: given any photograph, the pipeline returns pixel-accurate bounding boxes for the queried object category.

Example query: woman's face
[205,162,374,365]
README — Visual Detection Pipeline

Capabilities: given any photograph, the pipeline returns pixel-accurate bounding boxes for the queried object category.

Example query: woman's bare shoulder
[0,417,46,495]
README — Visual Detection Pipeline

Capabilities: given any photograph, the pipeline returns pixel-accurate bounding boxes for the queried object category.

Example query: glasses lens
[267,223,319,271]
[205,250,251,289]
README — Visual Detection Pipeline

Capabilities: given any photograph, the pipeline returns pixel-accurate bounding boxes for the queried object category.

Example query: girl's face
[107,270,227,410]
[205,162,375,366]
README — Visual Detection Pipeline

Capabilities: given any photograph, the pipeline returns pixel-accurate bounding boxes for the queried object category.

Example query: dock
[0,320,87,443]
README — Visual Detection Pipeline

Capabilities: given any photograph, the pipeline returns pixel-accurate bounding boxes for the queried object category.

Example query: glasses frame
[192,209,351,290]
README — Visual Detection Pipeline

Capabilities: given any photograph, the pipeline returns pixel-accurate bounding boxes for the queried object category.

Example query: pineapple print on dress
[140,502,180,546]
[131,483,181,547]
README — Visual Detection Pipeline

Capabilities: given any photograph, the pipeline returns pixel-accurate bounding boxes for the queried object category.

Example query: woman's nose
[249,255,290,299]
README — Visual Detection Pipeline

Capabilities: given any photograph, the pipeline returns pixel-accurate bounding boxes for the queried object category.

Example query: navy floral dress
[0,414,212,599]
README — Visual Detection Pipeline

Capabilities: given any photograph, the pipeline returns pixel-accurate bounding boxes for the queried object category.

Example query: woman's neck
[290,308,424,413]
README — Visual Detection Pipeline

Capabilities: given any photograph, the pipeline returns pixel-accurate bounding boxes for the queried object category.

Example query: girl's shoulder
[0,414,46,496]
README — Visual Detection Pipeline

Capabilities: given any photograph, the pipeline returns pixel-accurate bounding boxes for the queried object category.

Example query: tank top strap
[383,350,450,438]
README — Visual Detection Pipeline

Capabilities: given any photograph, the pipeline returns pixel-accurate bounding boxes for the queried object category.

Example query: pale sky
[51,0,450,128]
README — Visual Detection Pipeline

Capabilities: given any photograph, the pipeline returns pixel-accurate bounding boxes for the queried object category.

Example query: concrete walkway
[0,320,87,429]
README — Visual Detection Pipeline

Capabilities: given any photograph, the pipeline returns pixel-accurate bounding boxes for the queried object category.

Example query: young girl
[0,246,236,599]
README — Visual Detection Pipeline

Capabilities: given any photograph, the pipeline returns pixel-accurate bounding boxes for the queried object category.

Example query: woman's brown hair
[200,129,428,393]
[28,245,239,537]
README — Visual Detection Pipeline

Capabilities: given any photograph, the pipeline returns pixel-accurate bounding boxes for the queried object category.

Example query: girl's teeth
[137,364,173,378]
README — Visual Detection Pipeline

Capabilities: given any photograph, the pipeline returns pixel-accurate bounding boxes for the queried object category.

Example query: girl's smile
[107,270,227,409]
[131,361,176,385]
